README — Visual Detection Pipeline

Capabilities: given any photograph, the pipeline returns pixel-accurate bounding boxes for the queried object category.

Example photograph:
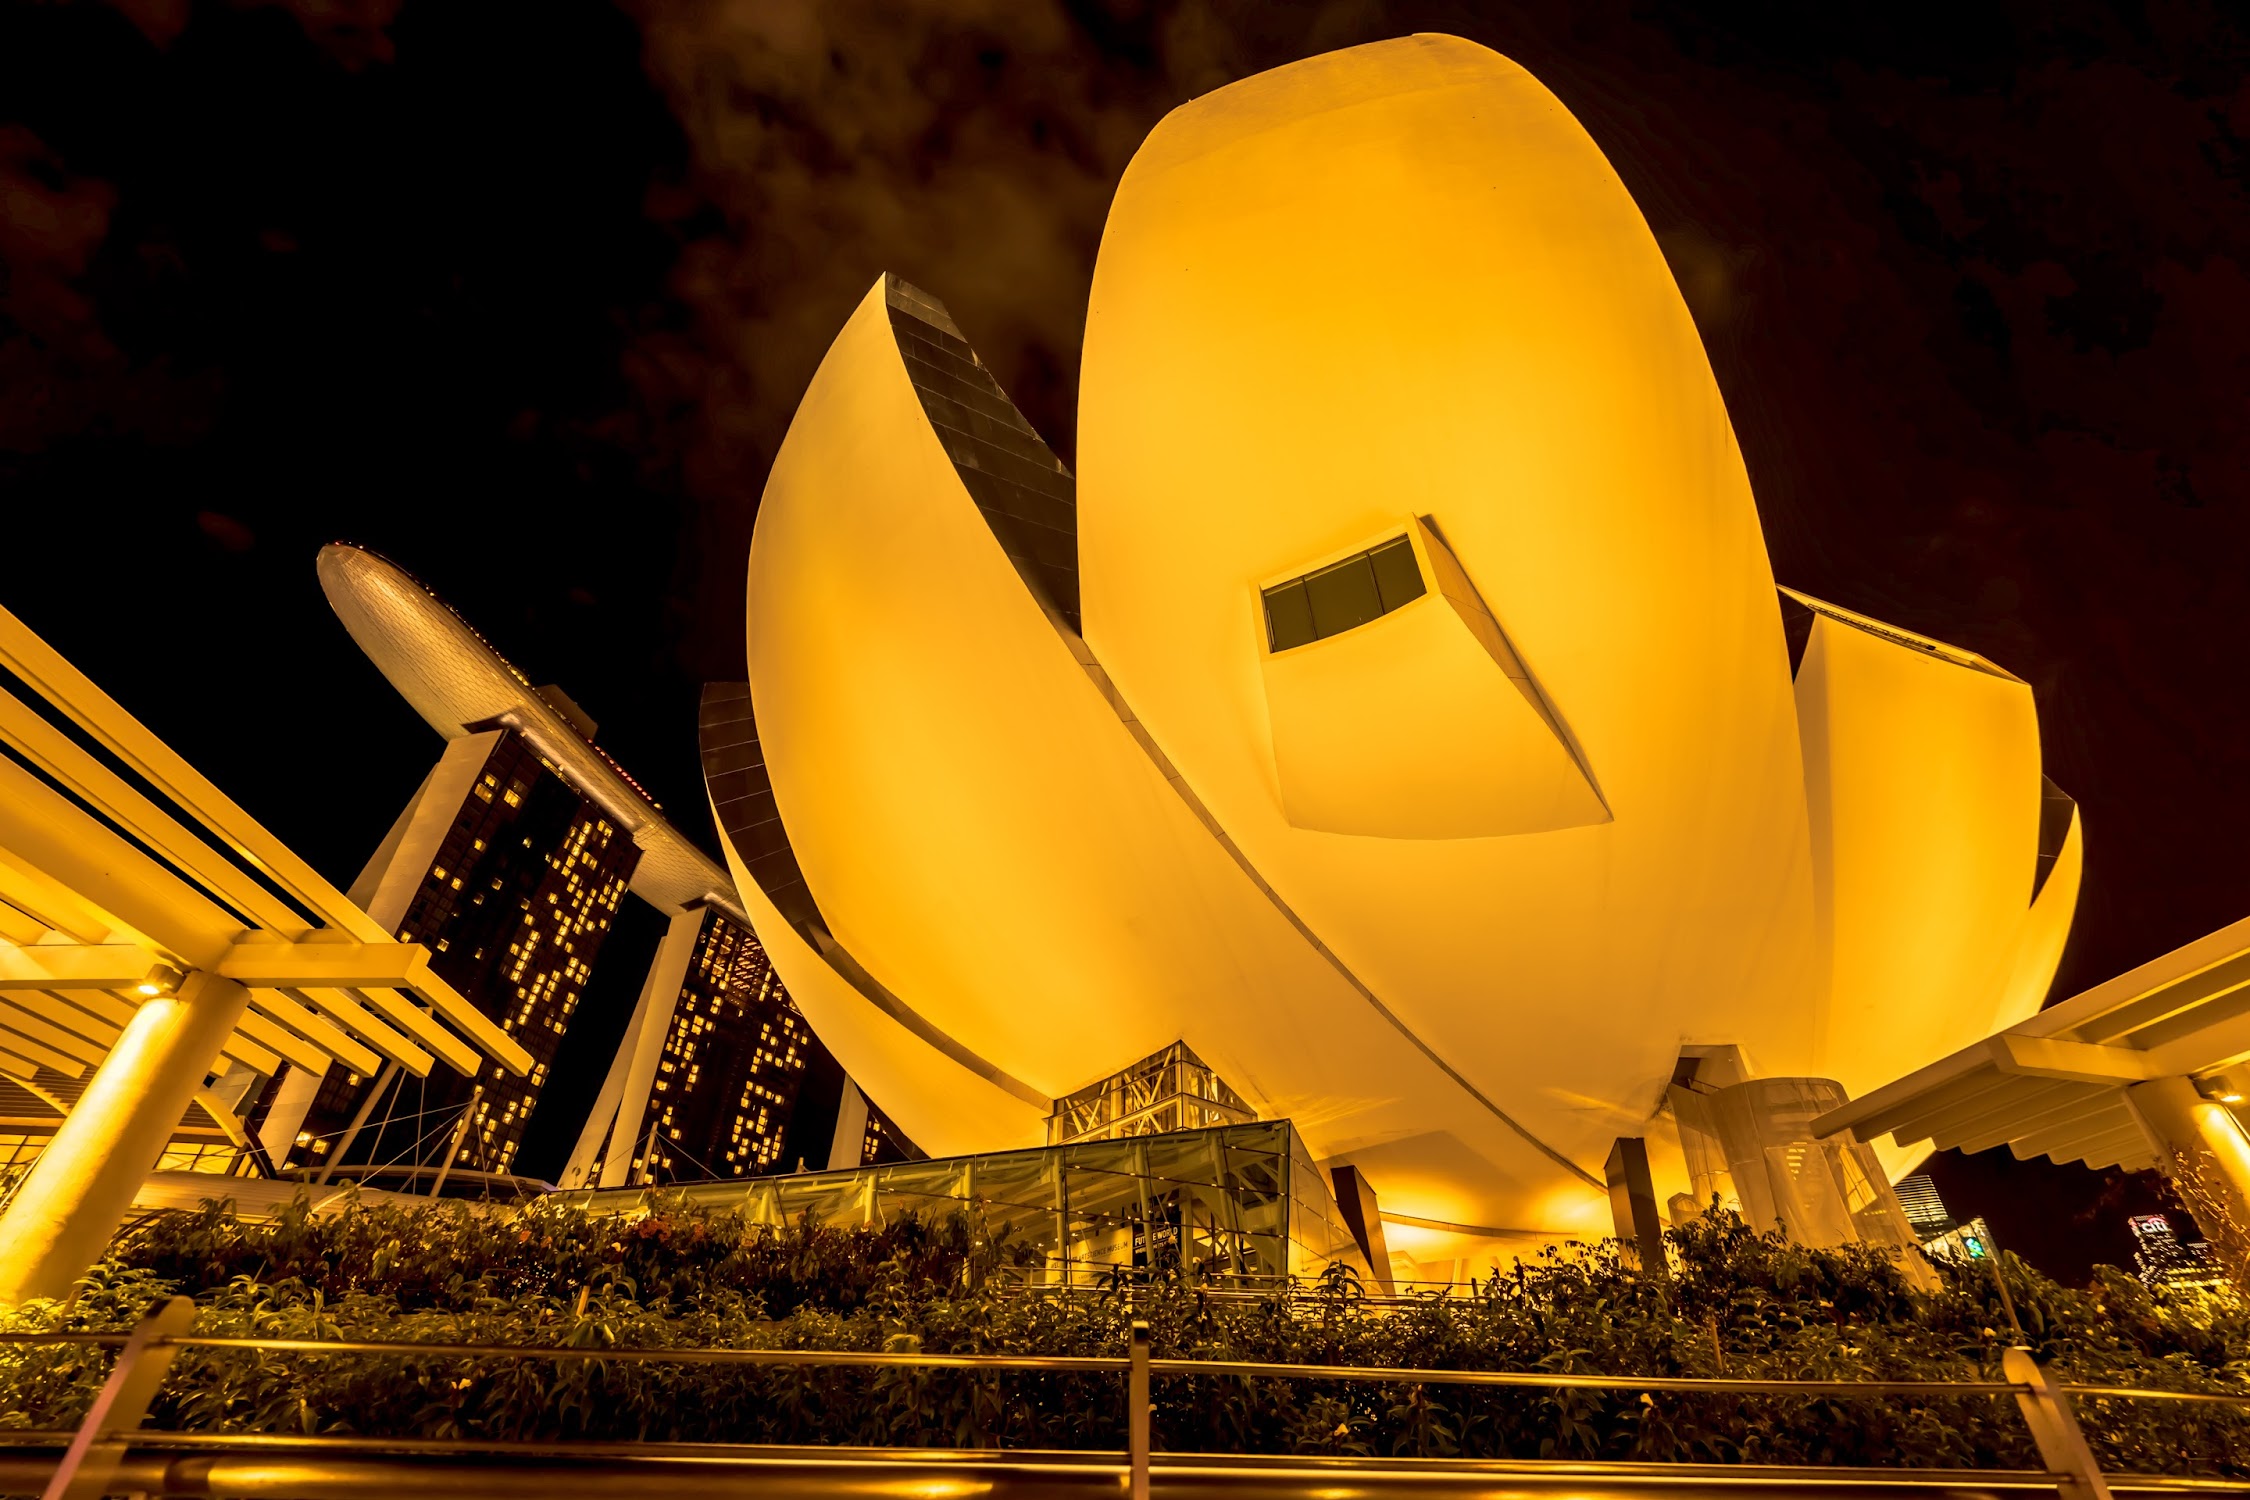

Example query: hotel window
[1262,535,1426,652]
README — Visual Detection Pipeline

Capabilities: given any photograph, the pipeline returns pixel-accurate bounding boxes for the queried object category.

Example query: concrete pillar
[1605,1136,1668,1277]
[255,1061,324,1168]
[596,907,704,1188]
[0,969,248,1305]
[1328,1163,1397,1293]
[827,1080,871,1170]
[2125,1075,2250,1285]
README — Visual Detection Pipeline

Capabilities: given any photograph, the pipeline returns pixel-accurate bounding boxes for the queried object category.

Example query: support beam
[0,851,111,947]
[0,944,167,991]
[15,995,123,1051]
[350,988,478,1076]
[1994,1033,2157,1084]
[214,938,435,991]
[1605,1136,1668,1278]
[230,1007,331,1074]
[0,1025,81,1078]
[2041,1121,2157,1172]
[0,969,249,1305]
[1949,1087,2116,1157]
[0,684,310,937]
[241,988,381,1077]
[2148,1004,2250,1079]
[2007,1104,2144,1167]
[292,989,434,1076]
[1860,1067,2018,1147]
[0,601,396,945]
[51,988,275,1078]
[0,1000,104,1068]
[1915,1076,2082,1151]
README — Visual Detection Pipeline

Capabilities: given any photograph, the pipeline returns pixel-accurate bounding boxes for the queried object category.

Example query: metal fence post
[2003,1347,2113,1500]
[43,1294,195,1500]
[1129,1319,1151,1500]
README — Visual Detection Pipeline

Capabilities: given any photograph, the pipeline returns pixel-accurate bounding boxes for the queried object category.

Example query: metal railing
[5,1296,2248,1500]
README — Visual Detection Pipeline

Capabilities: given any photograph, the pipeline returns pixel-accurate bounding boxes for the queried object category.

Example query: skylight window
[1262,535,1427,651]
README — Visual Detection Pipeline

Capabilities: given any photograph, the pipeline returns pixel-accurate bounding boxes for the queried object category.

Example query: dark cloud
[0,123,220,449]
[614,2,2250,1278]
[81,0,399,61]
[627,0,2250,985]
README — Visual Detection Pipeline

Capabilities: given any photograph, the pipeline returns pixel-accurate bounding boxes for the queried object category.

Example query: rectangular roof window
[1262,536,1426,652]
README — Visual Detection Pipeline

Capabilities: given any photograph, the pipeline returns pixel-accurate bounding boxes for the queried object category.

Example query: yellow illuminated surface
[737,35,2078,1274]
[1793,604,2061,1078]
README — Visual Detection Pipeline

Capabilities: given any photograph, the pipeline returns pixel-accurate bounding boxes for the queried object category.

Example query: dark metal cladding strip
[882,274,1081,635]
[697,683,822,935]
[869,280,1595,1186]
[696,683,1052,1111]
[2031,776,2078,905]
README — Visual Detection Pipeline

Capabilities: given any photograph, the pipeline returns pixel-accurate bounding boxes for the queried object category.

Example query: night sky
[3,0,2244,1281]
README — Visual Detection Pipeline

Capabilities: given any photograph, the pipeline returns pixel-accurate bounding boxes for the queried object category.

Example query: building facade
[563,902,917,1188]
[561,1119,1372,1290]
[0,599,526,1303]
[1893,1175,1954,1238]
[265,728,639,1176]
[309,544,917,1191]
[2129,1213,2227,1293]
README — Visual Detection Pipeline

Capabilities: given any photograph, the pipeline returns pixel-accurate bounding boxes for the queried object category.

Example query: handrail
[10,1437,2226,1500]
[12,1302,2249,1500]
[4,1324,2248,1405]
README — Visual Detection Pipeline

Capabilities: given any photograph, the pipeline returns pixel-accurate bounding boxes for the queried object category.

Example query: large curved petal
[1788,592,2052,1097]
[1077,35,1824,1172]
[747,275,1612,1248]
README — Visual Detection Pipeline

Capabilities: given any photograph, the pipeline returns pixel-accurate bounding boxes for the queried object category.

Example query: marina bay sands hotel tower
[257,545,914,1187]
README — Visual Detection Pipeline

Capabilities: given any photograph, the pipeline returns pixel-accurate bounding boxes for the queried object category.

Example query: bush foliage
[0,1193,2245,1472]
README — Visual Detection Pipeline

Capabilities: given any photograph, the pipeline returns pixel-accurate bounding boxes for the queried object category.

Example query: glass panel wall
[598,1120,1370,1288]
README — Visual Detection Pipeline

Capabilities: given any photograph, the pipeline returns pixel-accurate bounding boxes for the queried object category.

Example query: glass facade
[1676,1075,1922,1253]
[586,1120,1368,1287]
[637,906,835,1181]
[1048,1041,1256,1145]
[572,905,919,1190]
[1893,1173,1952,1236]
[289,730,640,1176]
[625,907,916,1183]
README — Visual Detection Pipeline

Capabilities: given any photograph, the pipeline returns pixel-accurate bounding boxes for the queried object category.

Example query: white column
[255,1062,325,1167]
[594,908,704,1188]
[0,970,249,1305]
[827,1080,871,1170]
[348,731,504,929]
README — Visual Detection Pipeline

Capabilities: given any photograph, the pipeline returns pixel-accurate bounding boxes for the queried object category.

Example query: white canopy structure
[0,602,531,1303]
[1816,915,2250,1275]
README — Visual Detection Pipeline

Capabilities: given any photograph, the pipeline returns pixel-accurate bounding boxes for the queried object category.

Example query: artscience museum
[704,35,2080,1283]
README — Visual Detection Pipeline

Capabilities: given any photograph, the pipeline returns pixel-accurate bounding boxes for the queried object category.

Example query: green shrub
[0,1193,2244,1472]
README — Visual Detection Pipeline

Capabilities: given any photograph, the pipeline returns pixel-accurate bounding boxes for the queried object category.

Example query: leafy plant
[0,1194,2243,1473]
